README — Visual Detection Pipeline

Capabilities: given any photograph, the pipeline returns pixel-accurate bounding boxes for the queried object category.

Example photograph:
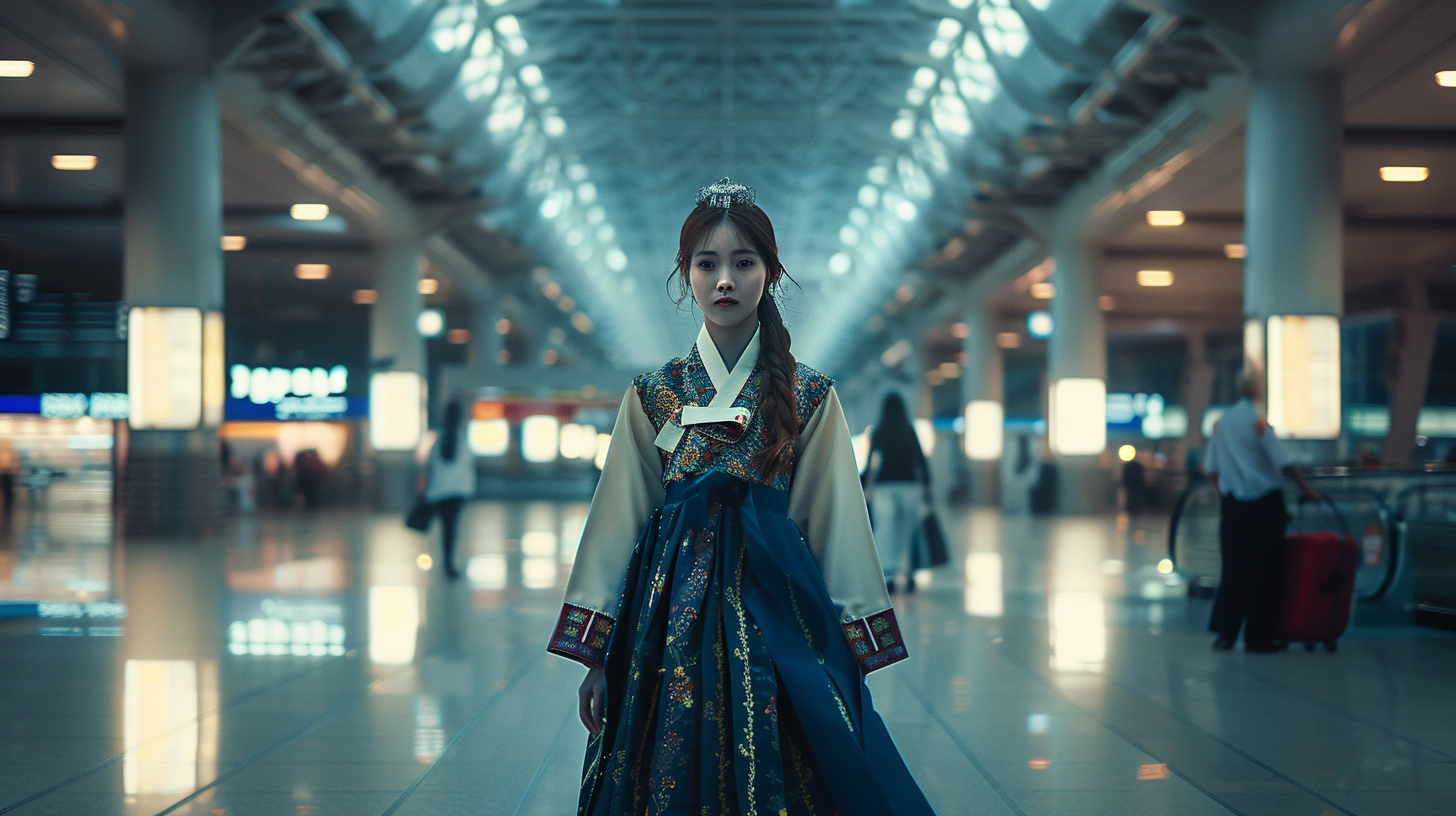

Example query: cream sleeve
[787,386,893,623]
[562,387,666,616]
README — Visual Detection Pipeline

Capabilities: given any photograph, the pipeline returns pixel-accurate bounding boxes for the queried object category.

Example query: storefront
[217,363,369,510]
[0,393,125,514]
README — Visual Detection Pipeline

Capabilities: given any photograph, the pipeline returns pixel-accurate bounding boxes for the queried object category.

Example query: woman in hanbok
[547,179,936,816]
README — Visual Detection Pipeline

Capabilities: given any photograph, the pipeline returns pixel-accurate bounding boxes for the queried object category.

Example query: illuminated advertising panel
[202,312,225,427]
[963,400,1004,461]
[128,307,203,430]
[1266,315,1341,439]
[369,371,424,450]
[1048,378,1107,456]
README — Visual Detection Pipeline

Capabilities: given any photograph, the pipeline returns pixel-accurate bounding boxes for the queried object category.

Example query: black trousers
[437,497,465,571]
[1209,490,1288,647]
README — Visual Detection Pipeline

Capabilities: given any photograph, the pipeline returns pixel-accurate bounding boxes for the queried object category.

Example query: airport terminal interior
[1,0,1455,814]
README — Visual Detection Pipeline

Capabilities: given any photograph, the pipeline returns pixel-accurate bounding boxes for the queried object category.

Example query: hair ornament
[696,177,755,209]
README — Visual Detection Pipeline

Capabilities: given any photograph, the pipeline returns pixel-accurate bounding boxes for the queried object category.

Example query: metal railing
[1168,468,1456,604]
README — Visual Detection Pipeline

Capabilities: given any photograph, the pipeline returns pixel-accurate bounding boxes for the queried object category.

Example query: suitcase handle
[1294,494,1354,542]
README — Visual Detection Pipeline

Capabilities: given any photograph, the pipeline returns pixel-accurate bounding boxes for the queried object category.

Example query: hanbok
[548,326,935,816]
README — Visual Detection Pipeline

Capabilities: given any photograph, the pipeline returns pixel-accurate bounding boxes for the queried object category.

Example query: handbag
[912,511,949,568]
[405,495,436,531]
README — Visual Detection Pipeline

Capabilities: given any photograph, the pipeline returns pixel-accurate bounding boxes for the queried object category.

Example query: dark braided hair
[670,201,799,478]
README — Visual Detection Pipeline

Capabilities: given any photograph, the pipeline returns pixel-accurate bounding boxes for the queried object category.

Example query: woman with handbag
[865,392,933,594]
[422,399,474,579]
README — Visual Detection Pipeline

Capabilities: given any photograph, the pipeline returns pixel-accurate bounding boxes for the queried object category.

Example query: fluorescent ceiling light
[294,263,330,280]
[221,235,247,251]
[0,60,36,77]
[1137,269,1174,287]
[1223,243,1247,259]
[1379,166,1428,182]
[51,155,97,171]
[1436,71,1456,87]
[290,203,330,220]
[417,278,439,295]
[1030,282,1055,299]
[1145,210,1184,226]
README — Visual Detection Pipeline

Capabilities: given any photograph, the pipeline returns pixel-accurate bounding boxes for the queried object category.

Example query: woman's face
[689,220,768,332]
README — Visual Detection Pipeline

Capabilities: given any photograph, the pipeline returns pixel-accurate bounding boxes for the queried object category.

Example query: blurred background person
[1204,369,1320,653]
[1122,452,1147,515]
[866,392,931,593]
[0,439,16,516]
[295,449,328,509]
[422,400,475,579]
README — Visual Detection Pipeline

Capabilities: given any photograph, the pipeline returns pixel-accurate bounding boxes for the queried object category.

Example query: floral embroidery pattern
[840,609,909,674]
[668,666,695,708]
[546,603,616,669]
[579,492,833,815]
[633,350,833,493]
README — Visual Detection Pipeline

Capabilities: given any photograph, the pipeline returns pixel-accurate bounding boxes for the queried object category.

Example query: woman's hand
[578,667,607,736]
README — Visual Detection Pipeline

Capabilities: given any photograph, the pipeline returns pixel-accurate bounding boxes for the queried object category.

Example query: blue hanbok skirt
[580,470,935,816]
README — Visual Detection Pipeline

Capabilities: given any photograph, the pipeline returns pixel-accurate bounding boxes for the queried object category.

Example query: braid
[751,293,799,477]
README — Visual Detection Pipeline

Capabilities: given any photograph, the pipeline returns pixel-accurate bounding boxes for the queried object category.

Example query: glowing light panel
[1266,315,1341,439]
[1049,378,1106,456]
[369,371,424,450]
[128,307,203,430]
[963,401,1003,461]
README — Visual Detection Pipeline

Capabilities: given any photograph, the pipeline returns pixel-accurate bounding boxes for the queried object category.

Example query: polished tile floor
[1,490,1454,816]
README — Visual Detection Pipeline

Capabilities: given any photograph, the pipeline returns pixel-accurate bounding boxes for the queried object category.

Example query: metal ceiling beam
[0,117,123,136]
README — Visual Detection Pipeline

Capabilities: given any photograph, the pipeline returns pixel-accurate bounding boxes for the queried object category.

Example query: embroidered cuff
[842,609,908,674]
[547,603,616,669]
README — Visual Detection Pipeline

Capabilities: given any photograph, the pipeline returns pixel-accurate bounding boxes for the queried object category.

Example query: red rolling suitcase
[1276,523,1358,652]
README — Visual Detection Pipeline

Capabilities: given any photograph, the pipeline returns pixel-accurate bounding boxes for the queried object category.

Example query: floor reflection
[1,498,1452,816]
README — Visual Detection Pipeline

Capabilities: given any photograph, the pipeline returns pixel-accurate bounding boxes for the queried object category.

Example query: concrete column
[962,305,1003,506]
[371,237,425,378]
[369,236,426,511]
[1383,282,1438,467]
[1180,329,1215,473]
[1241,4,1345,463]
[122,62,225,536]
[1243,71,1343,320]
[1047,233,1110,513]
[470,299,506,370]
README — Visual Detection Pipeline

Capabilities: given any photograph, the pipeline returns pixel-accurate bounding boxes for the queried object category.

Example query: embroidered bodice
[548,323,905,676]
[632,348,833,493]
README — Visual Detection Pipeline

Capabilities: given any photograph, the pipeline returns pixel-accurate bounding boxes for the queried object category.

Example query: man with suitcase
[1204,370,1320,653]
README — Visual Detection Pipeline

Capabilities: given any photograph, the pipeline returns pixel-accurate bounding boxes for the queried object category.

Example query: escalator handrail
[1165,480,1209,570]
[1165,478,1399,602]
[1390,481,1456,521]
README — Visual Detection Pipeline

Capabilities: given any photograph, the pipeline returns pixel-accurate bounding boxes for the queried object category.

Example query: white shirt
[1204,398,1291,501]
[425,432,476,502]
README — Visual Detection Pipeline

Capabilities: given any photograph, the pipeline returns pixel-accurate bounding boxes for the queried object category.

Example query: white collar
[694,323,760,392]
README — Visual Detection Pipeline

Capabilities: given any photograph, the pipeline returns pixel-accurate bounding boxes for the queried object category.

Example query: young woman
[547,179,936,815]
[423,399,474,578]
[866,392,932,594]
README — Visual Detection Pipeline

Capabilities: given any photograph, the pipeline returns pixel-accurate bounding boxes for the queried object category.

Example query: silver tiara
[696,177,755,209]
